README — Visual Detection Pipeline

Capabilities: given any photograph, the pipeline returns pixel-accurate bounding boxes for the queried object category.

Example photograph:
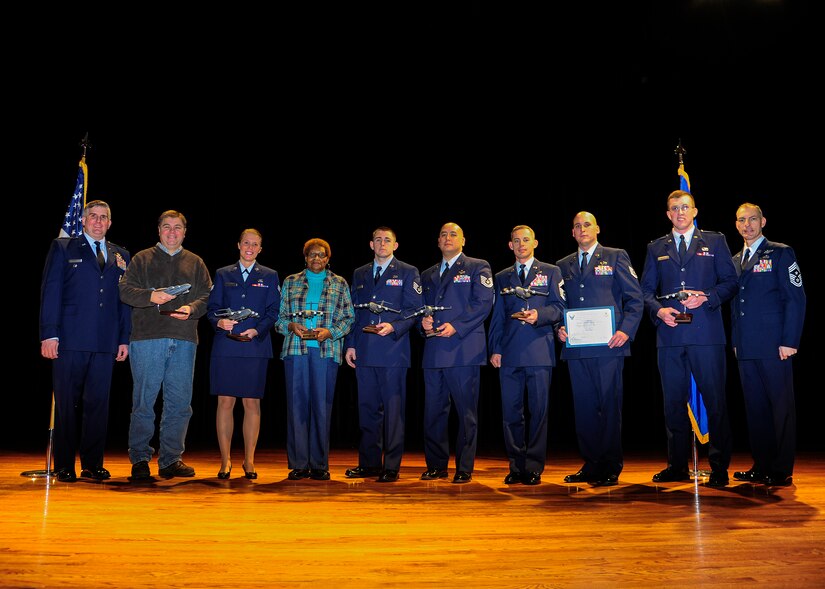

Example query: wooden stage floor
[2,449,823,588]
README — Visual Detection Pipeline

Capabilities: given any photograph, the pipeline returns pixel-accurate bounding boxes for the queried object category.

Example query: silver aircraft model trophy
[354,300,401,334]
[404,305,452,338]
[656,286,705,324]
[213,307,261,341]
[286,309,325,340]
[500,285,548,319]
[156,283,192,315]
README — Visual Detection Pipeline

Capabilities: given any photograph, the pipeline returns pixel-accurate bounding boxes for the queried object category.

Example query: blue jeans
[128,338,197,469]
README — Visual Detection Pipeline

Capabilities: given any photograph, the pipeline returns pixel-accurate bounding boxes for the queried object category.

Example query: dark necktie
[95,241,105,270]
[441,262,450,277]
[741,248,750,269]
[518,264,526,285]
[678,235,687,262]
[374,266,382,284]
[580,251,588,274]
[242,268,250,281]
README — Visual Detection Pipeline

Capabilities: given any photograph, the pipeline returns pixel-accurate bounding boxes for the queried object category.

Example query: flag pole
[21,134,91,479]
[675,139,710,480]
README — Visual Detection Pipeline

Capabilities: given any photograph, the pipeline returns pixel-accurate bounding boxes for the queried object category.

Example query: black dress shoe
[590,474,619,487]
[705,470,729,488]
[652,466,691,483]
[522,472,541,486]
[80,467,111,480]
[504,471,522,485]
[377,470,399,483]
[345,466,383,478]
[762,473,793,487]
[287,468,311,480]
[217,465,232,479]
[564,470,595,483]
[420,468,449,481]
[309,469,330,480]
[130,461,151,480]
[56,470,77,483]
[452,471,472,484]
[733,468,764,483]
[158,460,195,479]
[243,464,257,480]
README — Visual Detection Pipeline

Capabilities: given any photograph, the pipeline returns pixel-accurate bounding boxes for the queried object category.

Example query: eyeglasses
[669,204,693,213]
[307,251,328,259]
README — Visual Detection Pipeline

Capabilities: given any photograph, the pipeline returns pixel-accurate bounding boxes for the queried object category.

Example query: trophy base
[424,328,441,338]
[159,310,182,316]
[300,330,319,340]
[511,311,529,320]
[227,334,252,342]
[362,325,382,334]
[674,313,693,324]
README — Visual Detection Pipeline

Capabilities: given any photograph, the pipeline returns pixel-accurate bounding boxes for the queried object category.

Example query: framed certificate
[564,306,615,347]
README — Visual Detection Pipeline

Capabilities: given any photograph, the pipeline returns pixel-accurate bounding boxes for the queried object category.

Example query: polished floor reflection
[3,449,824,588]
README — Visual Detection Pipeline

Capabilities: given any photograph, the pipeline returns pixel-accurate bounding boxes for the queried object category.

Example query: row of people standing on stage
[40,195,805,488]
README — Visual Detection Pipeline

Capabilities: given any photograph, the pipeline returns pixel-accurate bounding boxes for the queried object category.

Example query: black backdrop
[6,3,819,458]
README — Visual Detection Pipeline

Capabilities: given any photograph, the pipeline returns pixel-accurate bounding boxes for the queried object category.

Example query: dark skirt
[209,356,269,399]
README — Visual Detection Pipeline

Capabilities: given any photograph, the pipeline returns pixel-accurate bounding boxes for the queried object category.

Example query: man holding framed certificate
[556,212,643,487]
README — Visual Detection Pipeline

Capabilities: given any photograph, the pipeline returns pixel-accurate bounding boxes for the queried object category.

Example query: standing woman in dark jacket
[207,229,280,480]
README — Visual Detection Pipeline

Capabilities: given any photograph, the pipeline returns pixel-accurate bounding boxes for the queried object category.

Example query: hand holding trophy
[213,307,260,341]
[405,305,452,338]
[354,300,400,334]
[501,285,548,322]
[154,283,192,316]
[287,306,325,340]
[656,283,705,324]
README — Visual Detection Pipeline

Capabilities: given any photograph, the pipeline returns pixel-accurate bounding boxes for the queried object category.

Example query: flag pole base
[20,470,57,478]
[690,432,710,478]
[20,426,56,479]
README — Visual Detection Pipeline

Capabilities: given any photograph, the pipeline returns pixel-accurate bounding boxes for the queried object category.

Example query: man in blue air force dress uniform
[419,222,494,484]
[343,227,423,483]
[641,190,738,488]
[556,212,643,487]
[731,203,805,487]
[40,200,131,482]
[488,225,565,486]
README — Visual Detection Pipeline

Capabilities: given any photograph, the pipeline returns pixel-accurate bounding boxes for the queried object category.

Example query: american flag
[59,157,87,238]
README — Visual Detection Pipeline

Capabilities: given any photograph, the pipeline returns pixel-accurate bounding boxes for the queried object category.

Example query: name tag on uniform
[69,258,83,264]
[226,282,239,287]
[657,255,669,261]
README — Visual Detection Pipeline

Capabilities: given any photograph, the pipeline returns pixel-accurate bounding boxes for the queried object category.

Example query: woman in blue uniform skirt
[207,229,280,479]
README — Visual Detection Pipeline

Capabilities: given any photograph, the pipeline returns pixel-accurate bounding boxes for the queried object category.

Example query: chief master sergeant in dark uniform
[731,202,805,487]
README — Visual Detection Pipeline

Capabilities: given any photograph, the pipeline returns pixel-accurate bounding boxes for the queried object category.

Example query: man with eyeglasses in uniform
[640,190,738,488]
